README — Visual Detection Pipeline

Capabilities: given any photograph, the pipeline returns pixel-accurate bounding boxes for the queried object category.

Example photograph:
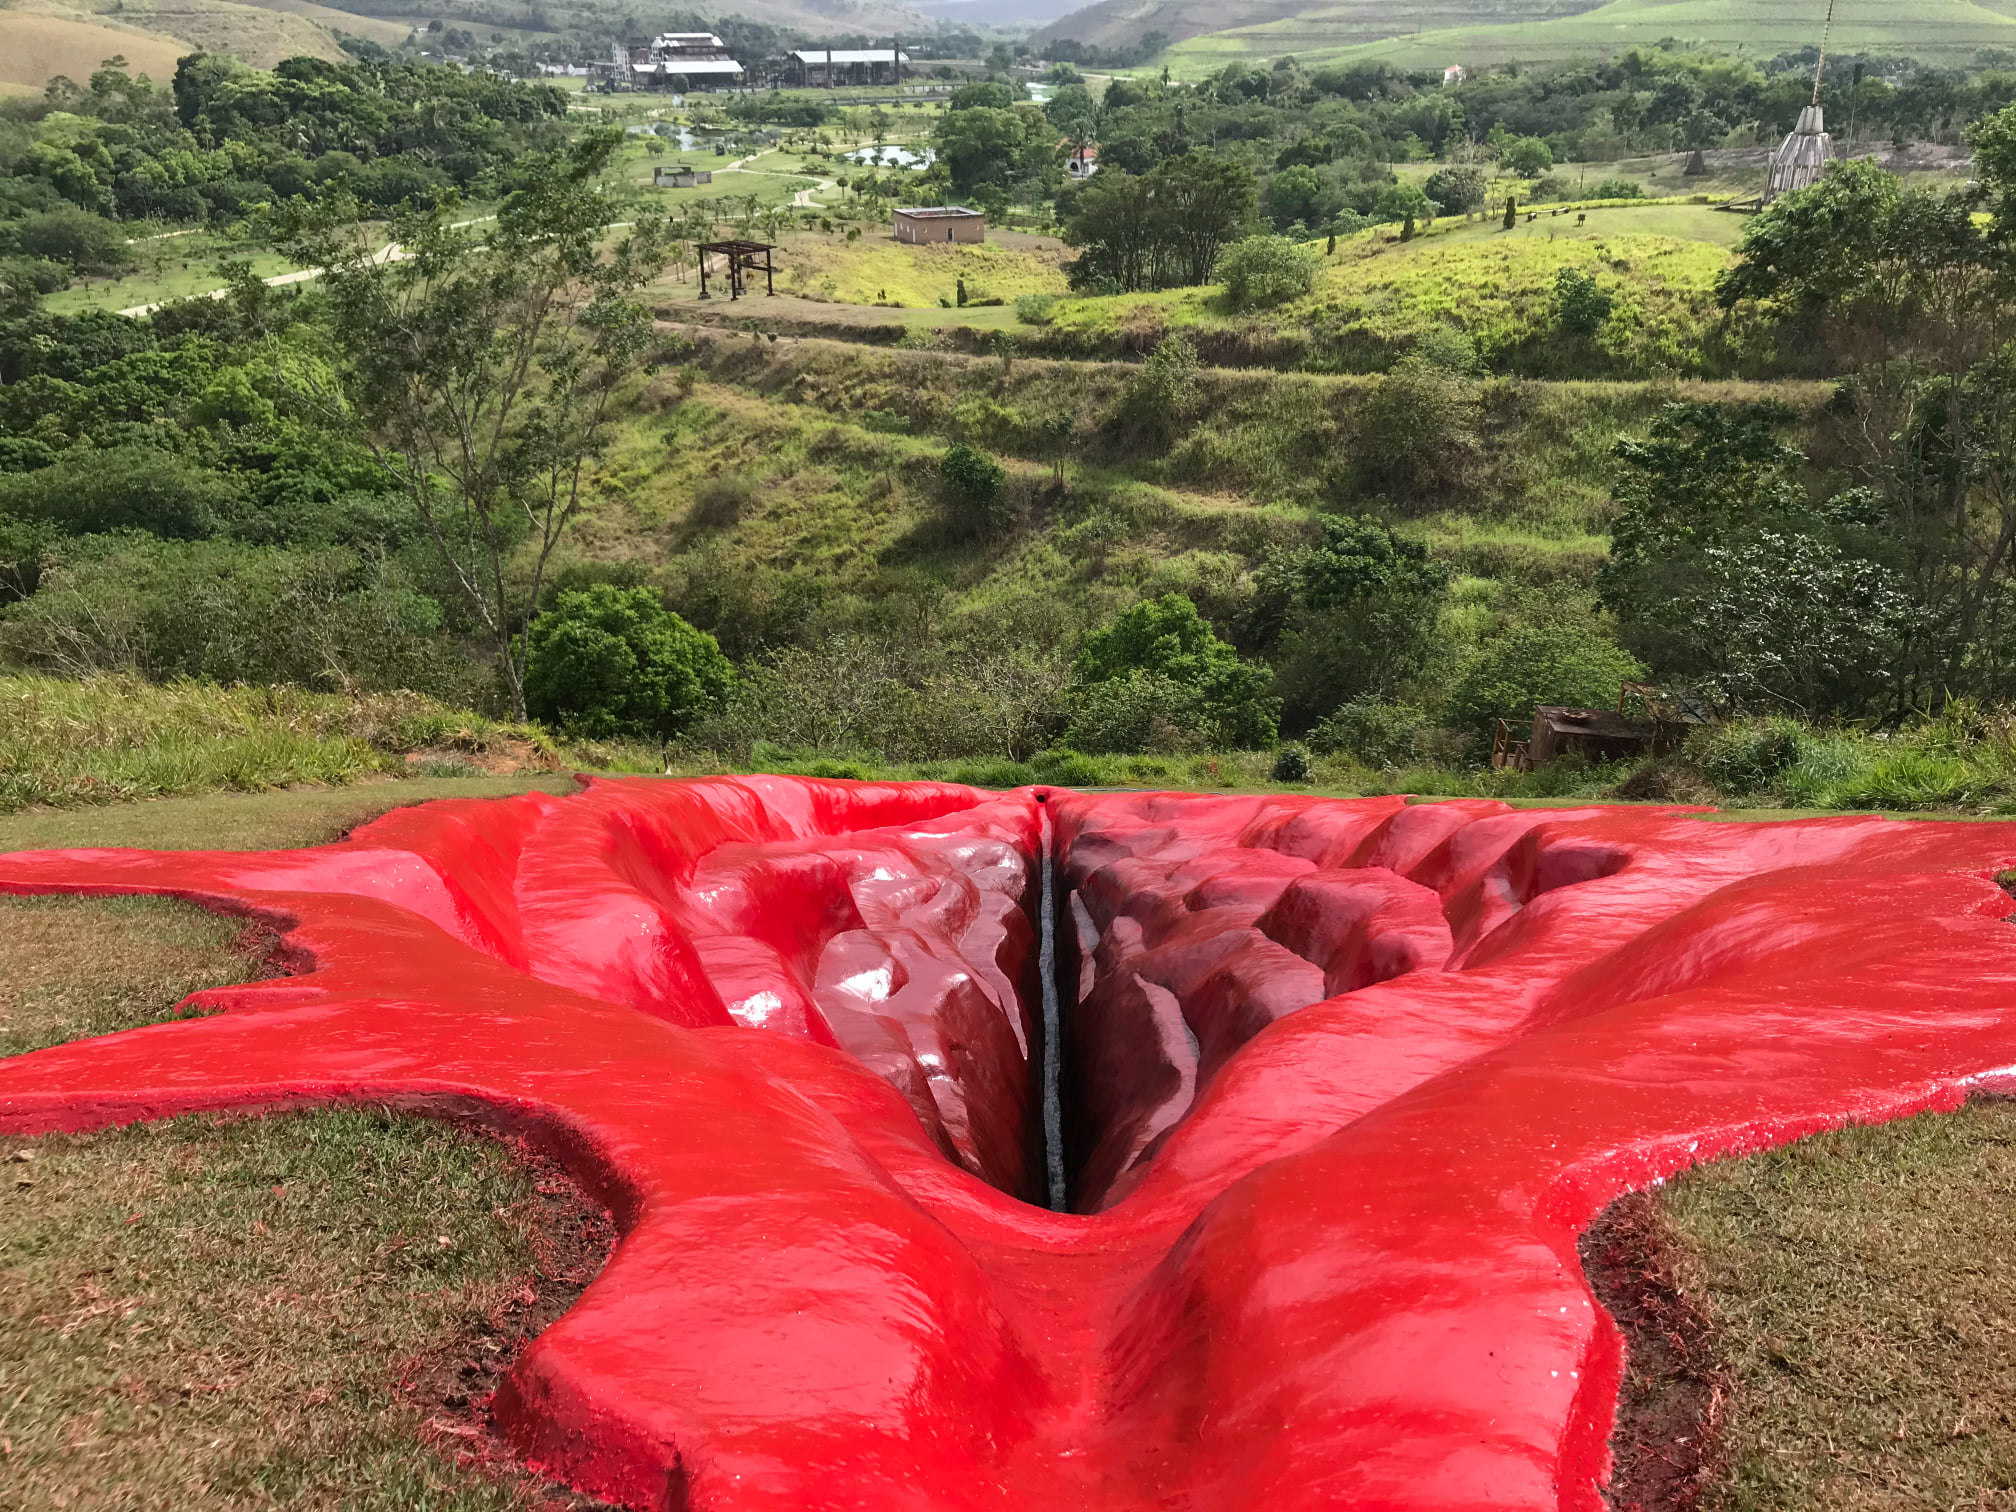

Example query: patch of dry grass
[1666,1101,2016,1509]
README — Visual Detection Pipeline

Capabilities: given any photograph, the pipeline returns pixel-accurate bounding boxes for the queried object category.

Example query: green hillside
[1162,0,2016,75]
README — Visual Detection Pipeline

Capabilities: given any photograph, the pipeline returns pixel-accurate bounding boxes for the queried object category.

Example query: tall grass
[0,674,592,813]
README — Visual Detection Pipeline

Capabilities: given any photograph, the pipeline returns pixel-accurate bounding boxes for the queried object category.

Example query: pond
[844,144,935,167]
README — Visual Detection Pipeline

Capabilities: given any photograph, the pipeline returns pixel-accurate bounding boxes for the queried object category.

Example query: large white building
[593,32,746,90]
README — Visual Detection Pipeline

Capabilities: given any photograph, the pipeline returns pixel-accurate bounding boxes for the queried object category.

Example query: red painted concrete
[7,776,2016,1510]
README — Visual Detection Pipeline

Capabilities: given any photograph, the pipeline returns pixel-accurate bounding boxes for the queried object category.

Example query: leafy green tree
[1504,137,1553,176]
[275,130,671,718]
[1373,182,1435,224]
[1424,165,1487,214]
[1448,622,1645,737]
[1266,165,1327,230]
[1262,515,1451,725]
[524,584,733,739]
[1218,234,1319,308]
[1067,592,1277,751]
[1598,401,1915,716]
[11,207,129,273]
[935,107,1026,195]
[1715,159,1904,313]
[938,442,1011,534]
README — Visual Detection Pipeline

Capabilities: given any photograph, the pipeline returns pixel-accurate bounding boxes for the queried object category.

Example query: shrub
[1424,166,1489,214]
[1114,335,1201,448]
[11,207,129,273]
[1588,178,1646,200]
[1531,173,1574,203]
[1032,747,1102,786]
[1310,697,1428,767]
[1218,234,1321,309]
[1447,621,1645,737]
[0,445,242,538]
[1015,293,1059,324]
[1353,357,1481,497]
[689,476,755,527]
[1413,324,1485,376]
[1271,743,1312,783]
[1553,266,1616,337]
[0,537,465,698]
[1068,592,1278,751]
[1688,716,1805,795]
[523,584,735,741]
[938,442,1012,535]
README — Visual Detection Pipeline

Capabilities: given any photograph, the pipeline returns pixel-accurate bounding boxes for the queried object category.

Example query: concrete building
[1443,64,1467,85]
[791,46,909,87]
[1065,142,1099,180]
[893,206,986,244]
[654,165,714,187]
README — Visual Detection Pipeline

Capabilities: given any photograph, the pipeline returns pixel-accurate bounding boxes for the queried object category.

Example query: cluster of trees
[1601,102,2016,722]
[0,52,567,291]
[924,43,2016,261]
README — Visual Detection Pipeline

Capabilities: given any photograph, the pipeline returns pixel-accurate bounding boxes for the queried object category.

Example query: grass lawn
[1622,1101,2016,1508]
[47,242,301,317]
[0,785,617,1511]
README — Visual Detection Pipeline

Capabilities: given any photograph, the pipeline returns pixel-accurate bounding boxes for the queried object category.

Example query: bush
[1218,234,1320,309]
[524,584,734,741]
[10,208,129,274]
[1068,592,1278,751]
[1588,178,1646,200]
[0,445,242,539]
[1032,747,1101,786]
[1424,166,1489,214]
[1413,325,1485,375]
[1114,335,1200,448]
[1447,621,1645,737]
[1015,293,1059,324]
[0,537,465,697]
[1531,174,1574,203]
[1271,743,1312,783]
[1310,696,1428,767]
[689,476,755,527]
[1553,266,1616,337]
[1688,716,1805,795]
[1353,357,1481,496]
[938,442,1012,535]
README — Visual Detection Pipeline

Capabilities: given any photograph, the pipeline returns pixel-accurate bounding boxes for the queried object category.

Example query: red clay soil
[1581,1190,1731,1512]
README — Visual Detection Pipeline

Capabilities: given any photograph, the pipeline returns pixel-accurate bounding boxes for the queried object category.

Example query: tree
[938,442,1010,535]
[1448,622,1645,738]
[275,129,672,718]
[1553,266,1615,337]
[1373,182,1435,225]
[1114,334,1199,447]
[1218,234,1319,308]
[1260,515,1450,724]
[1150,154,1255,287]
[1067,593,1278,751]
[1504,136,1553,176]
[1266,164,1327,230]
[1424,165,1488,215]
[935,106,1025,195]
[524,584,734,739]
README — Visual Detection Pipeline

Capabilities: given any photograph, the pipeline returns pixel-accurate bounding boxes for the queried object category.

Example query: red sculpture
[5,775,2016,1512]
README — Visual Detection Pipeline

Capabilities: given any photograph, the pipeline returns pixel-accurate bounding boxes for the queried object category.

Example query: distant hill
[1145,0,2016,74]
[1036,0,1599,54]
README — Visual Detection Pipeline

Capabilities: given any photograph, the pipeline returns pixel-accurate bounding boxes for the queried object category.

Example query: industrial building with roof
[790,46,910,87]
[893,206,986,244]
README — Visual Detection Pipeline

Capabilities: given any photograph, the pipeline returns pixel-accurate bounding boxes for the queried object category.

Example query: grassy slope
[1037,0,1593,54]
[1664,1102,2016,1507]
[1165,0,2016,73]
[1026,205,1738,375]
[0,674,655,815]
[0,10,189,91]
[654,228,1071,310]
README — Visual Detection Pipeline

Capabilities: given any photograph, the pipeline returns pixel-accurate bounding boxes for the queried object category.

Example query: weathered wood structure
[697,240,776,299]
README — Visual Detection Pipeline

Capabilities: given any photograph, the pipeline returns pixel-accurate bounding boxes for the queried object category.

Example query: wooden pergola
[698,240,776,300]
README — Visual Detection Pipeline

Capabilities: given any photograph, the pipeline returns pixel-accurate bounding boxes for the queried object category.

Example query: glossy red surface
[7,776,2016,1511]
